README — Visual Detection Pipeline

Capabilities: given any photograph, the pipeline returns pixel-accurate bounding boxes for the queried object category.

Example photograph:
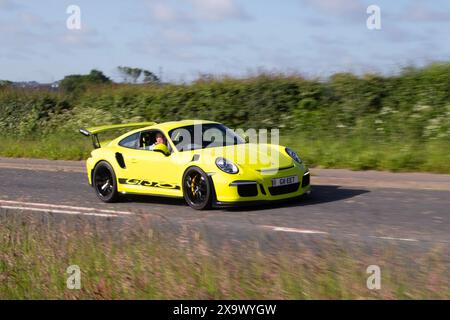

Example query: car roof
[114,119,220,140]
[142,119,219,132]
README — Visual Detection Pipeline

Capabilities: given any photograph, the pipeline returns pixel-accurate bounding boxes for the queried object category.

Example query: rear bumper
[86,157,95,186]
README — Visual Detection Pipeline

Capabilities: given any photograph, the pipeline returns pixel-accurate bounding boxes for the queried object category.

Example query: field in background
[1,62,450,172]
[0,211,448,299]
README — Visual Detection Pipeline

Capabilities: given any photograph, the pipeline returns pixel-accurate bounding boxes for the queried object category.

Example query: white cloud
[150,2,192,24]
[57,27,108,51]
[151,2,177,22]
[189,0,249,21]
[148,0,249,24]
[402,1,450,22]
[0,9,108,62]
[0,0,17,10]
[161,29,193,45]
[141,0,252,64]
[300,0,365,19]
[131,27,248,55]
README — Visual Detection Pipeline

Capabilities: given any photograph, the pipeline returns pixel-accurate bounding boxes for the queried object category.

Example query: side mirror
[152,143,170,156]
[242,134,250,143]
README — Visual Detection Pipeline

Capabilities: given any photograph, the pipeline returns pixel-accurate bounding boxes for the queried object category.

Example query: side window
[140,131,154,149]
[139,130,173,153]
[118,132,140,149]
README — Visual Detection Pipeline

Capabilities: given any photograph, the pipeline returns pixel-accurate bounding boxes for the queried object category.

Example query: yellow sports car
[80,120,311,210]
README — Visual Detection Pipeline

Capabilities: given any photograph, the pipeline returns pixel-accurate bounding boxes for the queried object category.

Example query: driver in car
[146,132,167,150]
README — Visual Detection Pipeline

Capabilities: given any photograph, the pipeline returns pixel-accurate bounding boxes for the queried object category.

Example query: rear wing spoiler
[79,122,157,149]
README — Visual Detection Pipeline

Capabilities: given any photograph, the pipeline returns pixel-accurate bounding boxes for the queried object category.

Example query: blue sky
[1,0,449,82]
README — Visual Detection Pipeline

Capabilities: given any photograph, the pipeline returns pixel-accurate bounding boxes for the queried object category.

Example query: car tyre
[92,161,120,203]
[182,166,212,210]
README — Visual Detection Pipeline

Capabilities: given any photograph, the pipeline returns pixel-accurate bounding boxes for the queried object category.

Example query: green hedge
[1,62,450,171]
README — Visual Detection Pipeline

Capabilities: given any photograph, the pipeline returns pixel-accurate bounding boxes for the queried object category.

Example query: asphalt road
[0,157,449,254]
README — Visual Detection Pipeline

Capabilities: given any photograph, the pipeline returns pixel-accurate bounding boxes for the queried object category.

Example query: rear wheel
[92,161,119,203]
[182,167,212,210]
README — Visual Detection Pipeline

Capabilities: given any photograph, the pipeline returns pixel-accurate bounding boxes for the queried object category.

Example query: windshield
[169,123,245,152]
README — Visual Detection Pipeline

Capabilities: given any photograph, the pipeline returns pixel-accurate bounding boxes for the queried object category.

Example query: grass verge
[285,135,450,173]
[0,211,448,299]
[1,133,450,173]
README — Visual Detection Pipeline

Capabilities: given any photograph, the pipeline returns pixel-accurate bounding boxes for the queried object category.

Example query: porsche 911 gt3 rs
[80,120,311,210]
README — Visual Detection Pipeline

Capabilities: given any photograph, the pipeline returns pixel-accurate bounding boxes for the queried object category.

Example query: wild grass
[1,133,450,173]
[0,134,91,160]
[284,135,450,173]
[0,211,448,299]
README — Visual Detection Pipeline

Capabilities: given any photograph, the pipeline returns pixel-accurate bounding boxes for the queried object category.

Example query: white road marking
[0,200,134,215]
[370,236,419,242]
[261,225,328,234]
[0,205,117,218]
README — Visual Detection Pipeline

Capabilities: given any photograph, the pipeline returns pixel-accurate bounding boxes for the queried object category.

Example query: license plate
[271,175,298,187]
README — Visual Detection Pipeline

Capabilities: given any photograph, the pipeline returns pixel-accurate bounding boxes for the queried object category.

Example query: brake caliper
[191,174,198,194]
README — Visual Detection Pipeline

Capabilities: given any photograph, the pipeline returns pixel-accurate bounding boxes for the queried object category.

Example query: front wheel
[92,161,119,203]
[182,167,212,210]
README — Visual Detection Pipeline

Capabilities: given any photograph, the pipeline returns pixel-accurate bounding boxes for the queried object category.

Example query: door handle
[130,158,138,163]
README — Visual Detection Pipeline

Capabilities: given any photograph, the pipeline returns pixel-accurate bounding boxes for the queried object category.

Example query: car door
[122,130,182,197]
[115,131,140,193]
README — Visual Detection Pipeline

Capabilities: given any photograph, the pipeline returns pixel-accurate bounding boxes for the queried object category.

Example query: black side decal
[118,178,180,190]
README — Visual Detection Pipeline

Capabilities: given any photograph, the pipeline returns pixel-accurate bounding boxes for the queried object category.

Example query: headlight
[215,157,239,174]
[285,147,302,164]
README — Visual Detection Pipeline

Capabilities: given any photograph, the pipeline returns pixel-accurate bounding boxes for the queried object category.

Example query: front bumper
[213,189,311,208]
[210,164,311,204]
